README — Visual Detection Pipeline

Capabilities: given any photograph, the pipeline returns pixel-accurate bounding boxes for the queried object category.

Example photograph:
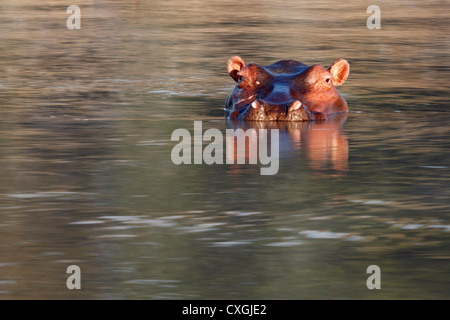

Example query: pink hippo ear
[327,59,350,86]
[227,56,246,82]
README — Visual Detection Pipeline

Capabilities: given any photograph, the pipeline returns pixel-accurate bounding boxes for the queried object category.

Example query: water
[0,0,449,299]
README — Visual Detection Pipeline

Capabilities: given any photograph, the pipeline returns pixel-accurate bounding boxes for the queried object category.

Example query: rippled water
[0,0,449,299]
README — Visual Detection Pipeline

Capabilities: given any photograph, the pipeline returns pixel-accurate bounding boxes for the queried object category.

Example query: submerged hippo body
[225,56,350,121]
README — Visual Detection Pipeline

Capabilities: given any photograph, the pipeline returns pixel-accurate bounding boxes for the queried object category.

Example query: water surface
[0,0,449,299]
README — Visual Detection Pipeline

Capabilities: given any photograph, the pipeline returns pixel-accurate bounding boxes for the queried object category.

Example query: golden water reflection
[226,115,348,175]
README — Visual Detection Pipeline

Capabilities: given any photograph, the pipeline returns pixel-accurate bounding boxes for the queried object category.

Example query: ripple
[5,192,76,198]
[350,199,394,205]
[124,219,177,227]
[70,220,105,225]
[308,216,331,220]
[420,166,447,169]
[401,224,425,230]
[99,215,178,228]
[136,140,169,146]
[428,224,450,231]
[99,215,145,222]
[212,241,252,247]
[125,279,180,285]
[299,230,349,239]
[96,234,137,238]
[346,236,366,241]
[265,241,305,247]
[0,263,16,267]
[223,211,263,217]
[181,223,227,233]
[4,192,97,199]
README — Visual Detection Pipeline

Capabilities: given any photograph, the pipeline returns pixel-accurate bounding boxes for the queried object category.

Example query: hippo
[225,56,350,121]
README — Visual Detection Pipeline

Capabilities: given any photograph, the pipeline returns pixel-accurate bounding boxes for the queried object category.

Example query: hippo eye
[325,77,332,84]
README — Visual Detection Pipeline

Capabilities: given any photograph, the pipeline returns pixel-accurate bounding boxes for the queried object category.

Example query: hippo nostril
[251,100,261,109]
[288,100,302,112]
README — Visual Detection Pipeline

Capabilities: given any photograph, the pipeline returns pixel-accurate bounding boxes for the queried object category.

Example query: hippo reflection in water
[225,56,350,121]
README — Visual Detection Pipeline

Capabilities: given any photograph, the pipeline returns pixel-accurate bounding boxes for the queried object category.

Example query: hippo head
[225,56,350,121]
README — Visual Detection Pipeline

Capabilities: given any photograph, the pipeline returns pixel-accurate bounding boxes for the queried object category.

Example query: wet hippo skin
[225,56,350,121]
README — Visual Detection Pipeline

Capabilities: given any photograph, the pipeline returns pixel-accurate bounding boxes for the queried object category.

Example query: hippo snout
[228,99,327,121]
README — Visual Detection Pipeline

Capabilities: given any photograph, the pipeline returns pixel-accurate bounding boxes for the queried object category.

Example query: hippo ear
[228,56,246,82]
[327,59,350,86]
